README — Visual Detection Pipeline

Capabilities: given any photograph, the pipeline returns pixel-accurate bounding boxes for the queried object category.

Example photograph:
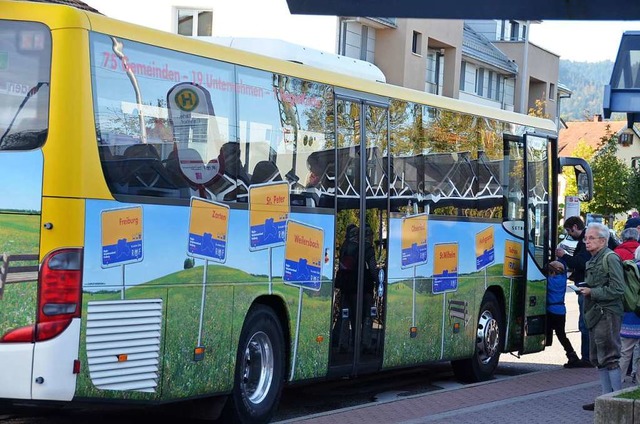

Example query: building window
[460,61,466,91]
[176,9,213,37]
[549,83,556,100]
[488,71,494,99]
[412,31,422,55]
[620,132,633,147]
[476,68,484,96]
[360,26,369,61]
[509,20,519,41]
[632,156,640,168]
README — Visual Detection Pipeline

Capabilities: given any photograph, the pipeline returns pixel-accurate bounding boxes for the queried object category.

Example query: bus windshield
[0,20,50,151]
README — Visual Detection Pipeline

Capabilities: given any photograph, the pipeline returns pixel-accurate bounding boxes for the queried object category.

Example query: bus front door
[521,134,552,354]
[329,95,388,374]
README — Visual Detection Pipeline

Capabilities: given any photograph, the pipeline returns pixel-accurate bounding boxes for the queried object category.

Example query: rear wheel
[452,291,503,383]
[222,305,285,424]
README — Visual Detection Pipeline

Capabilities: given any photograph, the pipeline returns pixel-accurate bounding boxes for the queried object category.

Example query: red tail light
[1,248,83,343]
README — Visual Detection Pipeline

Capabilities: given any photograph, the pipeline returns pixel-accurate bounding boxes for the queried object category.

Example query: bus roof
[4,0,557,133]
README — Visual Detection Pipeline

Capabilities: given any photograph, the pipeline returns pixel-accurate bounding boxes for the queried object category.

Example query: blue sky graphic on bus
[83,200,335,292]
[101,207,143,267]
[283,220,323,291]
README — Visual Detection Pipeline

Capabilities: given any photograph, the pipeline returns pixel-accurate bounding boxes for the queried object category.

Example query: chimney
[593,114,603,122]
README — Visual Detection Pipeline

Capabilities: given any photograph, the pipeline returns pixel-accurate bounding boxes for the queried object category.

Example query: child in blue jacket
[547,260,582,367]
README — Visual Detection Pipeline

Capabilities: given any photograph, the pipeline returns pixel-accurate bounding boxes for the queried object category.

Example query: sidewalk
[280,289,618,424]
[285,366,601,424]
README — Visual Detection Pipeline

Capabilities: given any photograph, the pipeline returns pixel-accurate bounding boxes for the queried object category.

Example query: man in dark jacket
[556,216,592,365]
[335,223,378,353]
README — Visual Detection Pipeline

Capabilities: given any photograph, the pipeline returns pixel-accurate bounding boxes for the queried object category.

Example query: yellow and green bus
[0,1,592,422]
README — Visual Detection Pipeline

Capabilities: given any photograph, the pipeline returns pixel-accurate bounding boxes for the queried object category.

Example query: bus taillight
[36,249,83,341]
[0,248,83,343]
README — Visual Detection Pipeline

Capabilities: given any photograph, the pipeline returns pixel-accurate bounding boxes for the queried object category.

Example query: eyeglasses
[584,236,605,241]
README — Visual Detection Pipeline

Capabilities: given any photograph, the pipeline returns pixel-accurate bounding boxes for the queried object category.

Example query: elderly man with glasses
[579,222,626,412]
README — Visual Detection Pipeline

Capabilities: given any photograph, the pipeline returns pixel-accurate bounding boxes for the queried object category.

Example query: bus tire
[222,304,285,424]
[451,291,503,383]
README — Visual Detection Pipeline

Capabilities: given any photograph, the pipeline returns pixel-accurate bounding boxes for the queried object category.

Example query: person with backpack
[615,227,640,261]
[615,227,640,383]
[546,261,582,367]
[579,222,626,412]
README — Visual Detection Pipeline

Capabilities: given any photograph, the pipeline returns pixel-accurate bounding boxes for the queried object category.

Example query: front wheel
[222,305,285,424]
[452,291,504,383]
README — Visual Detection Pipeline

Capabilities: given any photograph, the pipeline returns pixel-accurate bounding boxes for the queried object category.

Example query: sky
[528,21,640,62]
[84,1,640,63]
[83,0,640,63]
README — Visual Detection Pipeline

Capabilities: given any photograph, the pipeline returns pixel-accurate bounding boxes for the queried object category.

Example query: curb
[595,386,640,423]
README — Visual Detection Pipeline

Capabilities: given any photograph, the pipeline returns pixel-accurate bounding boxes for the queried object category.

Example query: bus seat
[164,149,191,189]
[121,143,170,190]
[250,160,283,185]
[202,142,247,201]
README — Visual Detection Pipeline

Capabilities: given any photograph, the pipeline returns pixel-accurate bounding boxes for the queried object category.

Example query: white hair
[586,222,609,239]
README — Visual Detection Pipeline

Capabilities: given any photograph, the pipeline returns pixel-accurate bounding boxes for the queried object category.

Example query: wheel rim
[476,309,500,364]
[240,331,274,405]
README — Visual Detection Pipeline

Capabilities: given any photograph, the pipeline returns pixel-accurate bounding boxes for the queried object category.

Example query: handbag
[584,303,604,330]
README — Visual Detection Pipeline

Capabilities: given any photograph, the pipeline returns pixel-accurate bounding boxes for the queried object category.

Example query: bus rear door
[329,91,389,375]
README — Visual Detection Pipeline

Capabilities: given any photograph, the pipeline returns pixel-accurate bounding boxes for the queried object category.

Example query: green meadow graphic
[0,150,43,336]
[0,213,40,336]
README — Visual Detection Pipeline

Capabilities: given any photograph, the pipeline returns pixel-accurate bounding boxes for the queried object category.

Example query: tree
[628,166,640,212]
[183,258,195,269]
[560,139,595,215]
[588,127,632,216]
[528,98,550,119]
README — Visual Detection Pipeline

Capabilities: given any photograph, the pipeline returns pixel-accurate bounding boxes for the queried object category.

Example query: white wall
[83,0,338,53]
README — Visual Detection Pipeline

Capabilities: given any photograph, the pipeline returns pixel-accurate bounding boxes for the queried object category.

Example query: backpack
[603,251,640,315]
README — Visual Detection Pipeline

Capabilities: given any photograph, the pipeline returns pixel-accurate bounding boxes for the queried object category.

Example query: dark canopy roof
[286,0,640,20]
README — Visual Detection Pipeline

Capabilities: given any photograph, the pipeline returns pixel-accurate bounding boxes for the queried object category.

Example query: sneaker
[582,403,595,411]
[574,359,593,368]
[564,357,582,368]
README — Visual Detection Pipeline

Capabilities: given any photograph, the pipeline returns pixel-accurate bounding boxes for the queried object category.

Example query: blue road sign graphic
[476,249,495,270]
[284,258,321,290]
[250,217,286,249]
[102,238,143,266]
[402,242,428,267]
[189,232,226,261]
[433,270,458,293]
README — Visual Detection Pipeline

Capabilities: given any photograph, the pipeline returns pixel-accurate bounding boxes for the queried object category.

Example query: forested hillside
[558,60,619,121]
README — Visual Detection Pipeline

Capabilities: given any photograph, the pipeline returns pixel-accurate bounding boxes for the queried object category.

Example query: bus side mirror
[558,157,593,202]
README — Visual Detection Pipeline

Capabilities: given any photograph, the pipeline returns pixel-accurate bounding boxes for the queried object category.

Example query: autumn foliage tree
[588,126,632,216]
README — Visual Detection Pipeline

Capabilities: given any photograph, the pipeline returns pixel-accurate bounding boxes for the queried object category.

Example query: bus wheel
[452,291,503,383]
[223,305,285,424]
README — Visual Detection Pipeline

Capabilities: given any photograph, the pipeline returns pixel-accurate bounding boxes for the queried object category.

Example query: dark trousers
[578,294,590,360]
[546,312,576,356]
